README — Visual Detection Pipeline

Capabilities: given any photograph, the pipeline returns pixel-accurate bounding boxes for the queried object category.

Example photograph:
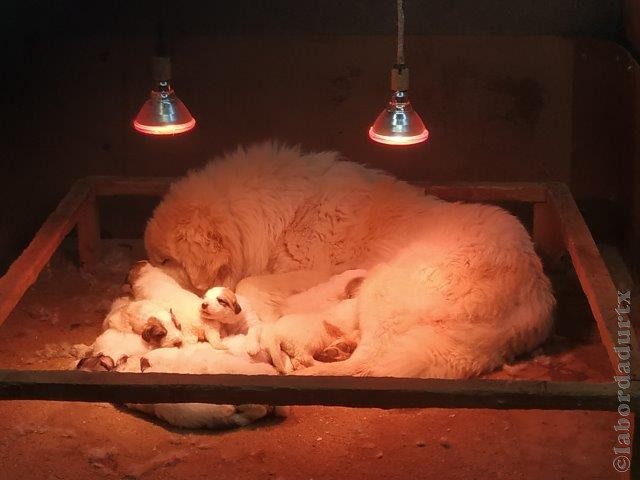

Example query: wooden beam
[0,178,94,327]
[548,183,640,378]
[0,369,631,411]
[419,181,547,203]
[90,176,173,197]
[533,200,566,266]
[88,176,549,203]
[77,192,101,270]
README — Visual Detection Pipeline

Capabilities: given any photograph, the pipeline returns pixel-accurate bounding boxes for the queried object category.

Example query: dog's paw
[314,338,357,363]
[290,354,315,371]
[245,338,261,356]
[209,339,229,350]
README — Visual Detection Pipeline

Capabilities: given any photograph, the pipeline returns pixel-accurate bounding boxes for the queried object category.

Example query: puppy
[77,329,152,372]
[102,297,183,347]
[260,268,366,372]
[262,298,360,373]
[128,261,238,348]
[117,343,290,429]
[280,269,367,315]
[201,287,263,356]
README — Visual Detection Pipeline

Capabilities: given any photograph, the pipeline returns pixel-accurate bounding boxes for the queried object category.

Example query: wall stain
[486,76,546,127]
[329,67,363,105]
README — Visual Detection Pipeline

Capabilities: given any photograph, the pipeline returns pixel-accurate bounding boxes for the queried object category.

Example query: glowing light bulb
[368,90,429,146]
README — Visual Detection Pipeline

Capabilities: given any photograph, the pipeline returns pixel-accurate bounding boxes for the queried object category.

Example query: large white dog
[145,142,555,378]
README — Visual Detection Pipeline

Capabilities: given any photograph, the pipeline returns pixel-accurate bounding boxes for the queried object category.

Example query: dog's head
[201,286,242,323]
[144,198,243,293]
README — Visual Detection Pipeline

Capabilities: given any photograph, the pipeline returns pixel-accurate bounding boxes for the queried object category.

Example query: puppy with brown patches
[102,297,183,348]
[201,287,264,356]
[77,329,152,372]
[127,261,239,348]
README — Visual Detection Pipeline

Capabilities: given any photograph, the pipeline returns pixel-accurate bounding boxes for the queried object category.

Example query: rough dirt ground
[0,241,625,479]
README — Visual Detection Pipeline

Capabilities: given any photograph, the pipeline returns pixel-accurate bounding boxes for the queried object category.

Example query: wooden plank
[0,370,630,411]
[91,176,173,197]
[419,181,547,203]
[533,201,566,266]
[89,176,548,202]
[0,179,94,327]
[77,192,101,270]
[633,413,640,479]
[92,177,545,203]
[548,183,640,378]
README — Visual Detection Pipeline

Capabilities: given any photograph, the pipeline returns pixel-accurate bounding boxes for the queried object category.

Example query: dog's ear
[125,260,149,288]
[215,288,241,314]
[140,357,151,373]
[142,318,167,344]
[344,277,365,299]
[76,356,98,371]
[322,320,345,338]
[170,309,181,330]
[99,355,115,371]
[116,355,129,367]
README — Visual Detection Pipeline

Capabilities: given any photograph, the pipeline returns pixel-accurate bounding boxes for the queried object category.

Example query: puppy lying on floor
[260,269,366,372]
[117,343,289,429]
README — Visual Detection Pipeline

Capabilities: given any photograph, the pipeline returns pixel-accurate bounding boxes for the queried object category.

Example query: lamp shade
[368,90,428,146]
[133,89,196,135]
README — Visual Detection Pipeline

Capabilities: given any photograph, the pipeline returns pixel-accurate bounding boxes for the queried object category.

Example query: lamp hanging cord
[396,0,405,66]
[391,0,409,91]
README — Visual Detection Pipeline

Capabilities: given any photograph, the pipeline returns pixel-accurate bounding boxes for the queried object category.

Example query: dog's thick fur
[145,142,555,379]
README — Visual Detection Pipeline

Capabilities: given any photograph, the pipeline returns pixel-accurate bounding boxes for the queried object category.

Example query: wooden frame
[0,177,638,471]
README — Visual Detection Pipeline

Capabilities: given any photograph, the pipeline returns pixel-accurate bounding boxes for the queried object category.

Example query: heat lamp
[133,26,196,135]
[369,0,429,146]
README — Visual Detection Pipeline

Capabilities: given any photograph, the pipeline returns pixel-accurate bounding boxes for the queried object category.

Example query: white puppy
[280,269,366,315]
[77,329,153,371]
[117,343,289,429]
[201,287,263,356]
[102,297,183,347]
[262,298,359,373]
[127,261,237,348]
[259,268,366,372]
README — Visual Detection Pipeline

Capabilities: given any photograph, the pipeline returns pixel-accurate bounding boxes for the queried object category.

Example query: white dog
[144,142,555,379]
